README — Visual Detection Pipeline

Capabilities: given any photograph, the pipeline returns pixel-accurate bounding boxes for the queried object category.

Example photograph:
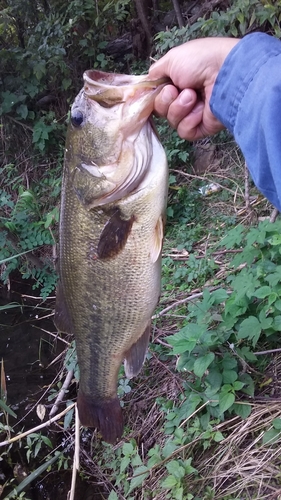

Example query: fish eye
[71,110,84,127]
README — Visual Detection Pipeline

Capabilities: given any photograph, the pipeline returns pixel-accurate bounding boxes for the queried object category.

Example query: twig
[253,348,281,356]
[244,162,250,209]
[153,286,229,318]
[5,114,33,131]
[0,403,75,448]
[270,207,279,223]
[49,369,74,417]
[31,324,70,345]
[68,405,80,500]
[21,294,56,300]
[172,169,244,197]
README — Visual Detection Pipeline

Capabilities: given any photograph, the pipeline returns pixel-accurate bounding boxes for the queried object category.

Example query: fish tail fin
[77,391,123,444]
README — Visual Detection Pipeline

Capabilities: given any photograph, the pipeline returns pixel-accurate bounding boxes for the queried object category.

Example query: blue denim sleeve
[210,33,281,211]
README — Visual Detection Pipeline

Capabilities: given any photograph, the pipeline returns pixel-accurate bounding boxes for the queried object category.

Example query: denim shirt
[210,33,281,211]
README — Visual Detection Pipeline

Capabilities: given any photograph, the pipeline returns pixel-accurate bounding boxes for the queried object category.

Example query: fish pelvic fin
[124,323,151,379]
[77,392,123,445]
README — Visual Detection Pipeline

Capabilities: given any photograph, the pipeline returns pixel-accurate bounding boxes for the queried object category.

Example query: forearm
[210,33,281,211]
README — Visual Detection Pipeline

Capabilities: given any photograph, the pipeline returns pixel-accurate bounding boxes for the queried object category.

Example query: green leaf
[16,104,28,120]
[128,466,149,493]
[222,370,237,384]
[211,288,229,303]
[108,492,118,500]
[161,475,178,489]
[232,403,252,419]
[219,391,235,413]
[274,299,281,311]
[221,356,237,370]
[167,324,206,354]
[214,431,224,442]
[120,456,130,473]
[206,369,222,391]
[193,352,215,378]
[273,315,281,331]
[269,234,281,246]
[41,436,53,448]
[63,406,74,430]
[273,418,281,430]
[237,316,262,346]
[253,286,272,299]
[0,399,17,418]
[122,442,134,455]
[166,461,185,479]
[239,346,257,362]
[232,381,244,391]
[262,428,281,445]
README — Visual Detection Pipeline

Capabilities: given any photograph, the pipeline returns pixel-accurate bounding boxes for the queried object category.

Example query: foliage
[0,0,129,294]
[0,168,60,298]
[154,0,281,54]
[162,219,281,430]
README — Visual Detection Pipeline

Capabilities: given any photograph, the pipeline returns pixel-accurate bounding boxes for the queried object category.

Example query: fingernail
[161,86,174,104]
[179,89,193,106]
[191,102,204,114]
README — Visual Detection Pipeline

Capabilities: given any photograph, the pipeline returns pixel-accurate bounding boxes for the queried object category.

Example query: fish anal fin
[54,281,73,334]
[77,392,123,444]
[150,215,164,263]
[97,208,135,259]
[124,323,151,379]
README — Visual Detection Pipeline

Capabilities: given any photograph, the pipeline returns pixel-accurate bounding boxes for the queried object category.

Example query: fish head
[83,70,169,134]
[66,71,170,208]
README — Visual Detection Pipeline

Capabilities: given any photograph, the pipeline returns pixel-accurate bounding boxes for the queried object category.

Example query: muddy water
[0,281,105,499]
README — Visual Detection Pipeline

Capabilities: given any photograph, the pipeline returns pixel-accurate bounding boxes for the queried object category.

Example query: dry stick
[172,169,244,197]
[68,405,80,500]
[49,369,74,417]
[0,403,75,448]
[244,161,250,209]
[153,286,230,318]
[31,324,70,345]
[270,207,279,223]
[253,347,281,356]
[21,294,56,300]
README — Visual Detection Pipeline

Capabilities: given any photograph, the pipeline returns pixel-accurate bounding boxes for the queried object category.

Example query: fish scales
[55,70,169,444]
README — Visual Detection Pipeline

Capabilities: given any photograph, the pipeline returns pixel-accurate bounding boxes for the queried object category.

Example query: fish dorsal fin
[97,209,135,259]
[124,322,151,379]
[54,281,73,334]
[150,216,164,263]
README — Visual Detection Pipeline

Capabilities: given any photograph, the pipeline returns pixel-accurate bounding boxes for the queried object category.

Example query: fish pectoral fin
[150,216,164,263]
[54,281,73,334]
[97,208,135,259]
[124,322,151,379]
[77,392,123,444]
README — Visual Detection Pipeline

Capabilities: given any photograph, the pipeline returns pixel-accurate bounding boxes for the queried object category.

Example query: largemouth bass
[55,70,169,444]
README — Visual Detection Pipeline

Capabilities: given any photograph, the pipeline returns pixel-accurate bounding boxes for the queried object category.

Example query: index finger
[149,54,171,80]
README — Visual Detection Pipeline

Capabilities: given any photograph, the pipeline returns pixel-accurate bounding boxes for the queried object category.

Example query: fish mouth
[83,70,171,108]
[84,70,171,89]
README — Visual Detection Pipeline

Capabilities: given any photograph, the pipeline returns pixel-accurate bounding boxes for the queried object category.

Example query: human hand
[149,37,239,140]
